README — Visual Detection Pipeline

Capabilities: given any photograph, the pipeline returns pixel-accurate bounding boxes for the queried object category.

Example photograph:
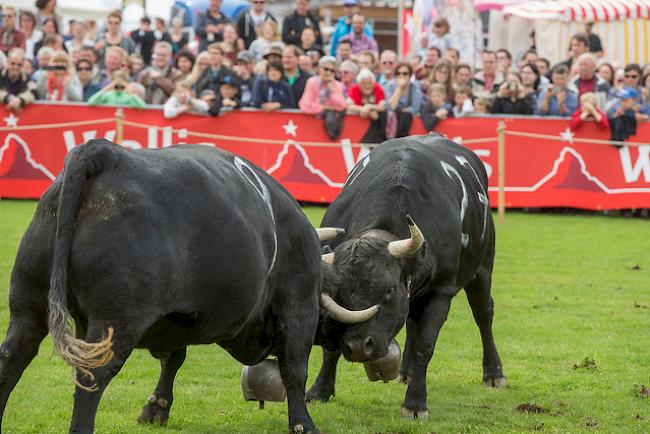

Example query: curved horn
[321,252,335,264]
[387,215,424,258]
[320,293,379,324]
[316,227,345,241]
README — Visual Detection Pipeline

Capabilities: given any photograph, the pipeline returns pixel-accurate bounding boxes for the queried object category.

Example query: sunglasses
[76,66,92,71]
[396,71,410,76]
[9,62,22,66]
[253,0,265,3]
[322,67,336,73]
[114,84,125,90]
[625,74,638,79]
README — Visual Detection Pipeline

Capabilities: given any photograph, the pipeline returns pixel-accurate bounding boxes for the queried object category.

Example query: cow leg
[401,292,453,420]
[397,319,416,384]
[465,270,506,388]
[305,348,341,402]
[138,348,187,426]
[69,321,136,434]
[0,312,48,429]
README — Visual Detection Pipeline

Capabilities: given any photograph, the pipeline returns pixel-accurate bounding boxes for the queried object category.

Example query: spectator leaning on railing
[0,48,36,113]
[252,59,295,111]
[75,58,100,102]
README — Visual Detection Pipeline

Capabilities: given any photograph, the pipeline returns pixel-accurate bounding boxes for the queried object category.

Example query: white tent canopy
[502,0,650,66]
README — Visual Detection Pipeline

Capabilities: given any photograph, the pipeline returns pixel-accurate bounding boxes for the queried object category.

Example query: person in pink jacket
[298,55,347,114]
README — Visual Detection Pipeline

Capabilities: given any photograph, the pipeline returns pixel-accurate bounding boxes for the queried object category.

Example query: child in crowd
[569,92,608,131]
[474,97,490,114]
[209,74,242,115]
[607,87,650,142]
[252,59,295,111]
[451,85,474,117]
[163,80,209,119]
[420,83,451,131]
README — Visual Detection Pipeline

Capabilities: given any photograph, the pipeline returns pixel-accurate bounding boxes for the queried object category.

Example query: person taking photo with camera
[88,70,146,108]
[491,72,535,115]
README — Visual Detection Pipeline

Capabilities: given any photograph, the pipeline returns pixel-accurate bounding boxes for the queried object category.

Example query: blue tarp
[174,0,249,26]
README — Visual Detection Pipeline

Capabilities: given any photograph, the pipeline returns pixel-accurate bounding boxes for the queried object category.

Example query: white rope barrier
[0,117,116,132]
[121,119,376,148]
[505,129,648,147]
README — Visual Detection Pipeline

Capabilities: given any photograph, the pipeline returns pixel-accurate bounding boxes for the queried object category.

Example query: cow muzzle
[342,335,383,362]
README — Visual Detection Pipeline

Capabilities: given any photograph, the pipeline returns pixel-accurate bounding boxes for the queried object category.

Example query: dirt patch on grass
[634,302,649,309]
[584,417,599,428]
[515,403,548,414]
[630,265,642,270]
[635,384,649,398]
[573,356,597,370]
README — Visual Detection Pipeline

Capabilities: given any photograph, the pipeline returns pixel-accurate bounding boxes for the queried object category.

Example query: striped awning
[503,0,650,22]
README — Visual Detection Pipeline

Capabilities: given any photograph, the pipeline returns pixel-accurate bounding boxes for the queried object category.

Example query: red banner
[0,103,649,209]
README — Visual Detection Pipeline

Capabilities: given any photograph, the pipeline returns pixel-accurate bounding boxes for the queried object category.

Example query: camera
[508,82,517,92]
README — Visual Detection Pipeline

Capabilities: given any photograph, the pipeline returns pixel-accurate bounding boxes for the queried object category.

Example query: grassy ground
[0,200,648,433]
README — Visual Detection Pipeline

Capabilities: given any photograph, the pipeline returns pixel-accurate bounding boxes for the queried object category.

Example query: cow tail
[48,139,117,392]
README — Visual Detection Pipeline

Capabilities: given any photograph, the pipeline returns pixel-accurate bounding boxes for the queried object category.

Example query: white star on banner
[560,127,574,144]
[283,119,298,137]
[4,113,18,128]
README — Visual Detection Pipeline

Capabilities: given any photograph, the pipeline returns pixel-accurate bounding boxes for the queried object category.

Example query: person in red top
[569,92,609,131]
[347,68,385,120]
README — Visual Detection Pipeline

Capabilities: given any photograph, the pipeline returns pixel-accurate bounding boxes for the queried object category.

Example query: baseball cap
[618,86,638,100]
[236,50,253,64]
[220,74,241,88]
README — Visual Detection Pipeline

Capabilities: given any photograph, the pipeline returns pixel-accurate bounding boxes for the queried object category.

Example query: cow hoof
[305,386,334,403]
[138,395,170,426]
[289,424,319,433]
[396,374,410,384]
[401,406,429,420]
[483,375,507,388]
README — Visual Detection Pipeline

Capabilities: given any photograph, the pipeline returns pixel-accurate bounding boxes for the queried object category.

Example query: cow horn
[322,252,335,264]
[387,215,424,258]
[320,293,379,324]
[316,227,345,241]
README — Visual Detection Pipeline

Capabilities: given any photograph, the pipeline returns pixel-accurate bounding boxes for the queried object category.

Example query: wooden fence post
[115,108,124,145]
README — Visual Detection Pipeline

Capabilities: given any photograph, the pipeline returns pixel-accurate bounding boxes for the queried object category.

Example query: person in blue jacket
[252,59,295,111]
[329,0,373,56]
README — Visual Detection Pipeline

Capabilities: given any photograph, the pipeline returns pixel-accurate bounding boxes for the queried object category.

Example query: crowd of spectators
[1,0,650,142]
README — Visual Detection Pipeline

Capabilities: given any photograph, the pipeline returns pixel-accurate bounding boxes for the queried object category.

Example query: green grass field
[0,200,648,433]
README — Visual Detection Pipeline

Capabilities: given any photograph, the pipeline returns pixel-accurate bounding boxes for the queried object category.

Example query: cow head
[319,217,424,362]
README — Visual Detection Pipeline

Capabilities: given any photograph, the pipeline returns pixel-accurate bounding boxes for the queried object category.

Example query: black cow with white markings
[0,139,366,433]
[309,134,506,419]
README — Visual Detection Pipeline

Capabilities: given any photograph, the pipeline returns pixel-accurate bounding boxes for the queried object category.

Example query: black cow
[309,134,506,419]
[0,139,342,433]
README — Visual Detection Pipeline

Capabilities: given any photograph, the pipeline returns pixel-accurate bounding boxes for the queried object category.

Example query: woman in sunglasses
[75,59,101,101]
[384,62,422,138]
[298,56,347,115]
